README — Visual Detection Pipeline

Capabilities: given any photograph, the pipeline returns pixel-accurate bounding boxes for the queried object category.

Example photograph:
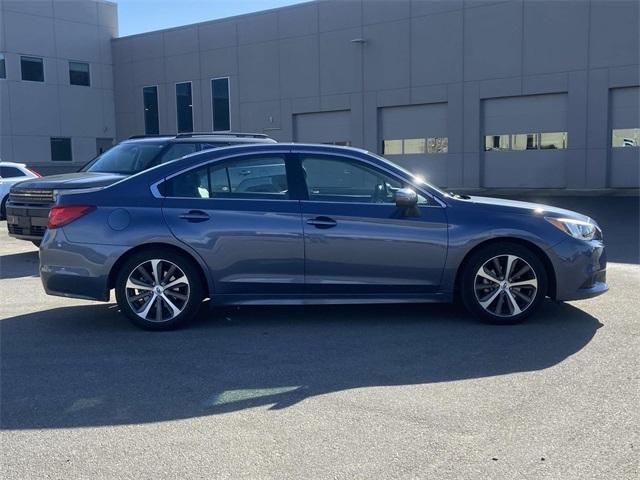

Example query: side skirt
[208,292,452,307]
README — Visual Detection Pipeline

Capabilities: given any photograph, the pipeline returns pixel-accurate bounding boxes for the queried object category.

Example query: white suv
[0,162,41,220]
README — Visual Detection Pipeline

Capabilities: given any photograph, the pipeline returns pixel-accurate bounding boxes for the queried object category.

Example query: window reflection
[382,138,448,155]
[485,132,568,151]
[512,133,538,151]
[612,128,640,147]
[485,135,510,151]
[540,132,567,149]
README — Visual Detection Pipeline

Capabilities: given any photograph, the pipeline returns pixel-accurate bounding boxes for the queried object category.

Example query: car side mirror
[395,188,418,208]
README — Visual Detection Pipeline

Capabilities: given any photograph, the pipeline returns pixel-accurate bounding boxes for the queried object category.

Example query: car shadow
[0,251,39,279]
[1,301,602,430]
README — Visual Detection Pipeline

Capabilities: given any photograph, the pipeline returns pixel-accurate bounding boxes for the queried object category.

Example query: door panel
[298,153,448,294]
[163,198,304,294]
[302,202,448,294]
[161,153,304,295]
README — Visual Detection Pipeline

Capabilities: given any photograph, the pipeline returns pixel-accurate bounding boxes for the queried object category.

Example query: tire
[461,242,548,325]
[0,196,7,220]
[115,248,204,330]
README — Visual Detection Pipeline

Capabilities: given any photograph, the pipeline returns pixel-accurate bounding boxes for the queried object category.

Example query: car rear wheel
[461,242,547,325]
[115,249,204,330]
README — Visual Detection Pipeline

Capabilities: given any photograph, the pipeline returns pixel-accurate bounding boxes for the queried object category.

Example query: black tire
[461,242,548,325]
[115,248,205,331]
[0,196,7,220]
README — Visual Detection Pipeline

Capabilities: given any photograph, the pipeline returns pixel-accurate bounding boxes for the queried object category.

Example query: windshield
[81,142,165,174]
[368,152,447,197]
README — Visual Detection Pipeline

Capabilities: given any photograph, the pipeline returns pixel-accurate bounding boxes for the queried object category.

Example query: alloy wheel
[125,259,190,323]
[474,254,538,317]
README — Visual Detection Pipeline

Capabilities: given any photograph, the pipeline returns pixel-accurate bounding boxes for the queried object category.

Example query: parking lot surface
[1,196,639,479]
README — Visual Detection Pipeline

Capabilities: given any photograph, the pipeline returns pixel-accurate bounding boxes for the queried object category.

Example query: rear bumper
[548,237,608,301]
[39,228,126,302]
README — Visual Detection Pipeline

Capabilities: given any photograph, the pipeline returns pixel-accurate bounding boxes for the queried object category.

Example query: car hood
[457,195,593,223]
[10,172,127,191]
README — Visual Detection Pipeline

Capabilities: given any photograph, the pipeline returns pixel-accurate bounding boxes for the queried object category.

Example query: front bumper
[548,237,608,301]
[6,203,50,240]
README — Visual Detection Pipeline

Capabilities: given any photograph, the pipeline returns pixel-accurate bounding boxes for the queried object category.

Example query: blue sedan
[39,144,607,330]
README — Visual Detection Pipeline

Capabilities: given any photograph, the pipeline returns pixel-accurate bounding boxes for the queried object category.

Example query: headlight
[545,217,602,241]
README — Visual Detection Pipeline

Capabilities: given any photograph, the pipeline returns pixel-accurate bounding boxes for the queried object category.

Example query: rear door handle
[306,216,337,229]
[179,210,210,222]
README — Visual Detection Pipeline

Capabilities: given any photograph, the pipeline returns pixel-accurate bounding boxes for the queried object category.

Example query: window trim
[142,84,160,135]
[211,76,231,132]
[68,60,91,87]
[150,149,446,207]
[20,55,45,83]
[175,81,194,134]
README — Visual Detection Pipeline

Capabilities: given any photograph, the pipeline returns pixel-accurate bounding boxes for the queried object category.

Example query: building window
[485,132,568,151]
[143,86,160,135]
[176,82,193,133]
[485,135,510,151]
[427,137,448,154]
[51,138,72,161]
[404,138,426,154]
[211,77,230,132]
[382,140,403,155]
[540,132,568,150]
[0,54,5,79]
[21,56,44,82]
[69,61,90,86]
[383,138,448,155]
[512,133,538,151]
[612,128,640,148]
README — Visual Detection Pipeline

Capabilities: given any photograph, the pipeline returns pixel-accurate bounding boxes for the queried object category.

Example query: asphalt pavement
[1,196,638,479]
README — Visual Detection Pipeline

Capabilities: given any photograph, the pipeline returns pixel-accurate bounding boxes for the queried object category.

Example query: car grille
[7,224,47,237]
[9,189,55,205]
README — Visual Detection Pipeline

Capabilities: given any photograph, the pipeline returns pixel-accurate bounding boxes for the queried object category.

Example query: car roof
[0,161,27,168]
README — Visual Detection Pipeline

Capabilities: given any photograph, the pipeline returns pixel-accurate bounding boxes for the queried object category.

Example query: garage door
[609,87,639,188]
[482,93,568,188]
[379,103,448,187]
[293,110,351,146]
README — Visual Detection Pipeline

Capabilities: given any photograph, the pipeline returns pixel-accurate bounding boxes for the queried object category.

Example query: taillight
[48,205,96,229]
[26,167,42,177]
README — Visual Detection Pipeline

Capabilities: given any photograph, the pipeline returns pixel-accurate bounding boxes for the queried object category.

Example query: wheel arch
[453,237,557,299]
[107,242,212,297]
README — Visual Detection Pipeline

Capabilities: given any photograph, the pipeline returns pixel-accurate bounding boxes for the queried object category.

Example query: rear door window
[163,155,289,199]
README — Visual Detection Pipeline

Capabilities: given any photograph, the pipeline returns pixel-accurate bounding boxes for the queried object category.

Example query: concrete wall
[0,0,117,174]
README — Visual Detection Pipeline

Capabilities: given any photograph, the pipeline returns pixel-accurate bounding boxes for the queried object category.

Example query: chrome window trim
[149,147,446,208]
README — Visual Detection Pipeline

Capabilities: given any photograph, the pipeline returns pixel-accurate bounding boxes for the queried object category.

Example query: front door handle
[179,210,210,222]
[306,216,337,229]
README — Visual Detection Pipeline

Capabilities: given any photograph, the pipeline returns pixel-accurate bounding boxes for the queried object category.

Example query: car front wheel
[461,242,548,325]
[115,249,204,330]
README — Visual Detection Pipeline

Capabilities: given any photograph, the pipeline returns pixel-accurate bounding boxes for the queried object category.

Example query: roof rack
[175,132,270,139]
[127,134,174,139]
